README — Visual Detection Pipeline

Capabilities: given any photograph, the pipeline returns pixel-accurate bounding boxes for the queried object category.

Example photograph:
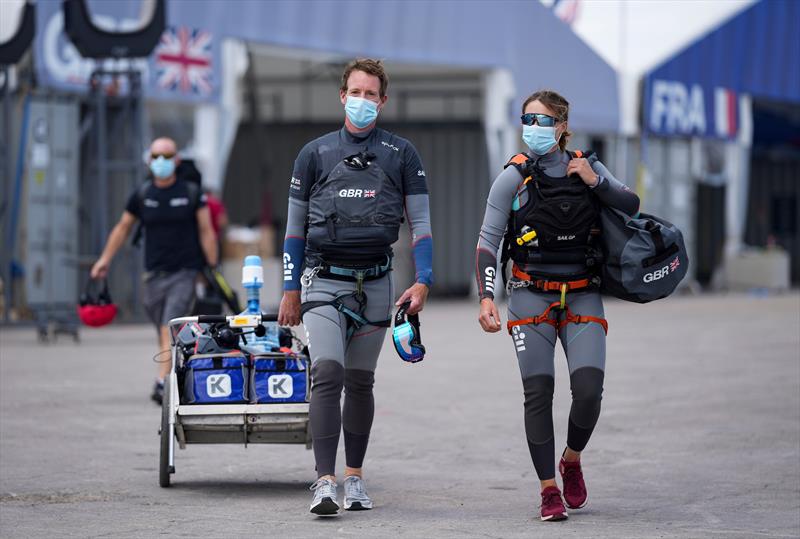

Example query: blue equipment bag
[250,354,309,403]
[183,354,249,404]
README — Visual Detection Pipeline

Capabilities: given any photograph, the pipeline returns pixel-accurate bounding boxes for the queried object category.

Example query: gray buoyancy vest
[307,151,404,261]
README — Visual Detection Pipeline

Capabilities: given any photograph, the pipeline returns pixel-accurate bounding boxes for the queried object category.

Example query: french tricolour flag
[715,87,738,139]
[552,0,581,25]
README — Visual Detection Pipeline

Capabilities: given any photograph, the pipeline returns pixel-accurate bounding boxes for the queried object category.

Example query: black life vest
[306,150,405,262]
[501,150,601,268]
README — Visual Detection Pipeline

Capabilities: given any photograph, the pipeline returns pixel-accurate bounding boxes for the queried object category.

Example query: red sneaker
[539,485,568,521]
[559,457,587,509]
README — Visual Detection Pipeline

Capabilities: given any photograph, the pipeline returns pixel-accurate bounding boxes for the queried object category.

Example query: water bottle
[241,255,280,352]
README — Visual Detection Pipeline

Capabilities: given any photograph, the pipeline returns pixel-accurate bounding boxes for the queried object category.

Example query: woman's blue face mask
[522,124,558,155]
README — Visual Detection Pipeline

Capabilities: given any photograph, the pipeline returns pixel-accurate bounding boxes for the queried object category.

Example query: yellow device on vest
[516,228,538,246]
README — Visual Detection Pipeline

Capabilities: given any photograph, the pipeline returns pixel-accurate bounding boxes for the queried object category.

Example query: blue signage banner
[642,1,798,140]
[645,78,741,140]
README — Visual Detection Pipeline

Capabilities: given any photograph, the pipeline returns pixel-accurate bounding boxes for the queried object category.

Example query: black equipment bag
[599,207,689,303]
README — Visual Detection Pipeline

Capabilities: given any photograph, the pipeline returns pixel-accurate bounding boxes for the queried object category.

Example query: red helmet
[77,278,118,327]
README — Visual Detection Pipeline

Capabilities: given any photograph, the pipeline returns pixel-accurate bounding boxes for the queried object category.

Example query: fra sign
[648,79,740,139]
[649,80,706,136]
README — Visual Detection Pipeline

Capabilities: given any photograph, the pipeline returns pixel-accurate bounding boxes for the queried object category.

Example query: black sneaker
[151,380,164,405]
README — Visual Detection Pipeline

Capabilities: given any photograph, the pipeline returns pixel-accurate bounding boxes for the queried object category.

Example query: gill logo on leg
[512,325,526,352]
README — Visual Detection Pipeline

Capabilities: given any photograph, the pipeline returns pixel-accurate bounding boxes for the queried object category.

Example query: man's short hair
[340,58,389,98]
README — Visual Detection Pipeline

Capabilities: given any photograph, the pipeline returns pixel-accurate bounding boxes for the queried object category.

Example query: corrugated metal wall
[745,151,800,283]
[223,121,490,295]
[643,138,696,283]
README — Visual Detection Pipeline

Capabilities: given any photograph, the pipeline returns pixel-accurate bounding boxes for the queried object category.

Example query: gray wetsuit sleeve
[404,194,434,286]
[285,197,308,238]
[590,160,640,216]
[475,166,523,299]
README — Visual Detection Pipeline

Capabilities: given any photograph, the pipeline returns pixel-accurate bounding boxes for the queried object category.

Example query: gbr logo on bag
[643,256,681,283]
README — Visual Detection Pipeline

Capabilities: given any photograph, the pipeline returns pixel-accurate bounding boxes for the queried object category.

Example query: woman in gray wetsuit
[475,90,639,522]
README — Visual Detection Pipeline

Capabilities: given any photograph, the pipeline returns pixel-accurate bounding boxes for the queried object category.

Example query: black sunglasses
[521,113,558,127]
[151,152,176,160]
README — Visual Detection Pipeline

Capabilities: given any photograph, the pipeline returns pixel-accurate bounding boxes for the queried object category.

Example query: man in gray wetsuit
[476,90,639,521]
[278,58,434,516]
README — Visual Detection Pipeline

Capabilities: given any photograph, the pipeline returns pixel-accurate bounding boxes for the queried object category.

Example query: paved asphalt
[1,292,799,538]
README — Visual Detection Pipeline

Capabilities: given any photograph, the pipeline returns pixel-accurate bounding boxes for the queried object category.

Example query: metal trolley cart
[159,313,310,487]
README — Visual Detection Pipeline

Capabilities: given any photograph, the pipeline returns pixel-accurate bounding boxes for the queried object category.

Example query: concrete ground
[1,292,799,538]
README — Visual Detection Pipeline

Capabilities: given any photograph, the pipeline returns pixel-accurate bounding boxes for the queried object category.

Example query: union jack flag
[670,256,680,272]
[364,190,376,198]
[154,27,214,96]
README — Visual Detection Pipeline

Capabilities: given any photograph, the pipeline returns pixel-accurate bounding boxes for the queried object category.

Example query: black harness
[299,259,392,340]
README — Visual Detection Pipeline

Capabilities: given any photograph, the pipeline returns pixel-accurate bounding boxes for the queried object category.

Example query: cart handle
[168,313,279,326]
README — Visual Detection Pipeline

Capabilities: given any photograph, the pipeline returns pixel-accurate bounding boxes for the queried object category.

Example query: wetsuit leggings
[508,288,606,481]
[301,269,394,478]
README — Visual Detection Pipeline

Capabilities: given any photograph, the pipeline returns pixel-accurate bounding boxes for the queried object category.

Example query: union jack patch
[670,256,680,272]
[364,190,376,198]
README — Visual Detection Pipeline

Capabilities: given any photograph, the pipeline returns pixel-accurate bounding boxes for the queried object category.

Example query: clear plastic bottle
[241,255,280,352]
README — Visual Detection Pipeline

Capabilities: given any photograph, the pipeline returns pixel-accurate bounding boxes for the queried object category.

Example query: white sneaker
[309,478,339,516]
[343,475,373,510]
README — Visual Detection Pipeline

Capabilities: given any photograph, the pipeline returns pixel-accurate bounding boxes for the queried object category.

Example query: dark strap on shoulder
[185,181,202,212]
[137,180,152,203]
[131,181,152,248]
[568,149,599,165]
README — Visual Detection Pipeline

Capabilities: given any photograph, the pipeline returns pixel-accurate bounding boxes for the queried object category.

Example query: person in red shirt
[205,190,228,239]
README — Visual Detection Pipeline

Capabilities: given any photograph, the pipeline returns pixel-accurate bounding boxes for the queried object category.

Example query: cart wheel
[159,377,172,488]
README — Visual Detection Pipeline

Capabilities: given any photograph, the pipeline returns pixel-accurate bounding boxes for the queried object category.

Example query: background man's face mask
[345,96,379,128]
[150,156,176,178]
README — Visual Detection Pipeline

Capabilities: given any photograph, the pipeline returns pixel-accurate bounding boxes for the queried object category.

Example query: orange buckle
[512,265,531,281]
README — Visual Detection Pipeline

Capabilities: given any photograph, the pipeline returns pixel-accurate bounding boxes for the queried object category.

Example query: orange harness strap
[507,301,608,336]
[511,266,592,292]
[507,301,561,333]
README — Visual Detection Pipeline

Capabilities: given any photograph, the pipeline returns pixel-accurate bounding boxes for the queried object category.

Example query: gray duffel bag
[599,207,689,303]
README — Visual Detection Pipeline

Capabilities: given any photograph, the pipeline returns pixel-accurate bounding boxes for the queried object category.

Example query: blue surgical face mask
[150,156,175,178]
[522,124,558,155]
[344,96,379,128]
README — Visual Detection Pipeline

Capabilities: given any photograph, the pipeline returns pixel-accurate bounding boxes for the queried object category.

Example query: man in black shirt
[91,137,218,403]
